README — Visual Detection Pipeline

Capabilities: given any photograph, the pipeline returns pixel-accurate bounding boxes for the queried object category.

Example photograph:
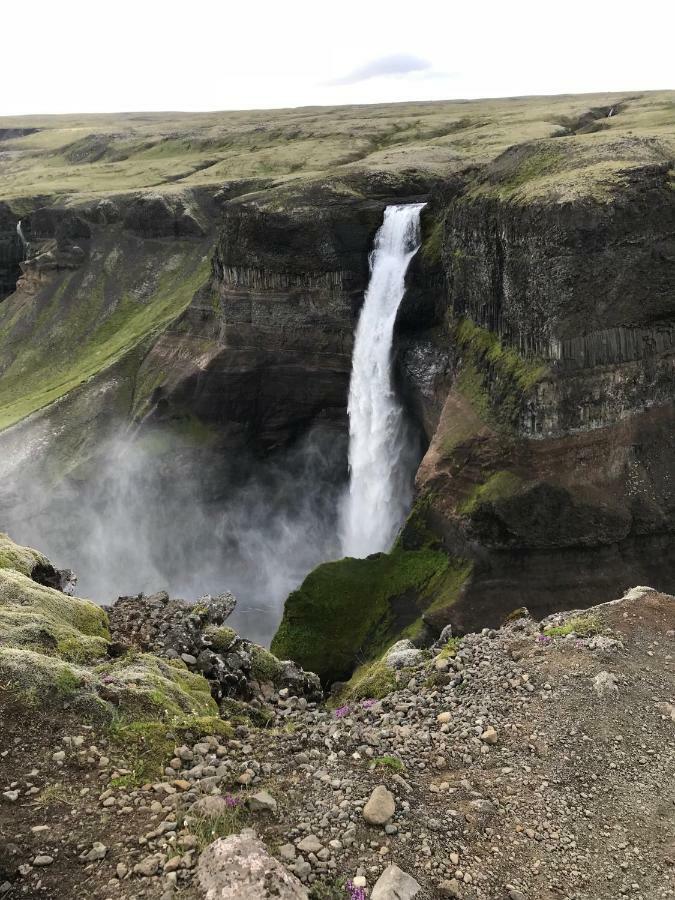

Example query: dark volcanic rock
[0,203,23,301]
[108,590,322,705]
[395,161,675,629]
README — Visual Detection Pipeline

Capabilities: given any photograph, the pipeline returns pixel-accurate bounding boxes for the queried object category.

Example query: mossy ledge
[0,534,228,780]
[272,547,472,684]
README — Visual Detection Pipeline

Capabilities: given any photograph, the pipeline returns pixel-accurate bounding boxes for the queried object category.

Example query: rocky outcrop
[108,589,322,707]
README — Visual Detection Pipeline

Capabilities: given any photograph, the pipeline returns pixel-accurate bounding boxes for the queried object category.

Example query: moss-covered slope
[271,548,472,683]
[0,535,224,742]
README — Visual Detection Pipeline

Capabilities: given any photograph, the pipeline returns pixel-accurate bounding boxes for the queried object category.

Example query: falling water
[340,202,425,558]
[16,220,28,258]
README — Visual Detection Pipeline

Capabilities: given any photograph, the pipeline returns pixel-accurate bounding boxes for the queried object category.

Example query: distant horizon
[1,86,671,121]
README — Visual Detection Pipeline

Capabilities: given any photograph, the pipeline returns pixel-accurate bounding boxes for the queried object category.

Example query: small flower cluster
[537,633,553,645]
[334,705,351,719]
[361,698,376,709]
[346,880,366,900]
[223,793,242,808]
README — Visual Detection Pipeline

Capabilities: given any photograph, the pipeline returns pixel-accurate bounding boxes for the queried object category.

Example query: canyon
[0,92,673,683]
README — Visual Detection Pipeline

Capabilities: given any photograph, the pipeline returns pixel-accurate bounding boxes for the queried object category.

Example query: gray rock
[363,785,396,825]
[134,855,162,876]
[33,856,54,866]
[593,670,619,699]
[191,795,232,818]
[197,831,308,898]
[248,790,277,813]
[296,835,322,854]
[385,641,424,670]
[371,864,421,899]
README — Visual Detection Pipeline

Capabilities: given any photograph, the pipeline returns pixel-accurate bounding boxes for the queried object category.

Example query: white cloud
[330,54,432,85]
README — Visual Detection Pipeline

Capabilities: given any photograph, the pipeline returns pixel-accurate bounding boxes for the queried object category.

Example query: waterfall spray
[340,203,425,558]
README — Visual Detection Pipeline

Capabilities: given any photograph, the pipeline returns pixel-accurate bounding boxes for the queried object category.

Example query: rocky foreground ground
[1,564,674,900]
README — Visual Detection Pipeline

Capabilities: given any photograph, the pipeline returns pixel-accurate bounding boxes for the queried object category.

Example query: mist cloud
[2,425,346,647]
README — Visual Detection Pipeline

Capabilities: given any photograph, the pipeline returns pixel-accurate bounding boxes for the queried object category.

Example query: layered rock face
[0,202,22,301]
[395,161,675,631]
[138,183,393,450]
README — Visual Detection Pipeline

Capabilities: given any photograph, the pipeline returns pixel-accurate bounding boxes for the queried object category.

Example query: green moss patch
[272,548,456,684]
[0,245,211,430]
[338,658,397,701]
[459,470,523,516]
[451,317,548,430]
[0,566,109,663]
[543,614,603,638]
[0,532,51,578]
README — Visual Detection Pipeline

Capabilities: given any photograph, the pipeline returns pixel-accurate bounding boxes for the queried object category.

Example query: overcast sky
[2,0,672,116]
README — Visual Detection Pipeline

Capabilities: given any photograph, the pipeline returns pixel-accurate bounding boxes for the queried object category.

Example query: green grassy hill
[1,91,673,206]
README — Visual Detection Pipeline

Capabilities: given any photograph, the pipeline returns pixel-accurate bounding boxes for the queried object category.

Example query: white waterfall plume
[340,202,425,558]
[16,220,28,257]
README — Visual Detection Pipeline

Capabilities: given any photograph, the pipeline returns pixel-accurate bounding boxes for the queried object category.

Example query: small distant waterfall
[340,202,425,558]
[16,220,28,258]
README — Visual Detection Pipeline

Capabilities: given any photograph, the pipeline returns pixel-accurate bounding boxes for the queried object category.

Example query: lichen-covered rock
[197,831,308,899]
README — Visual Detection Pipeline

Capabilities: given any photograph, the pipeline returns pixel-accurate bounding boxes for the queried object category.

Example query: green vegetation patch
[459,470,523,516]
[452,317,548,428]
[0,532,51,578]
[271,548,455,684]
[420,216,444,265]
[0,565,109,663]
[183,800,250,850]
[108,715,232,785]
[0,246,211,430]
[371,755,405,772]
[339,658,397,701]
[543,614,603,638]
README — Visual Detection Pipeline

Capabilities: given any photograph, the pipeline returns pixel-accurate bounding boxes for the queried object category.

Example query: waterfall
[16,220,28,258]
[340,202,425,558]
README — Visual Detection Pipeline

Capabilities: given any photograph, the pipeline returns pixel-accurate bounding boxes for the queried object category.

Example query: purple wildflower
[346,881,366,900]
[223,794,241,808]
[537,634,552,645]
[361,699,376,709]
[334,705,351,719]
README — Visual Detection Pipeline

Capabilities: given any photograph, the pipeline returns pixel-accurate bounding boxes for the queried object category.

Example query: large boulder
[197,831,308,899]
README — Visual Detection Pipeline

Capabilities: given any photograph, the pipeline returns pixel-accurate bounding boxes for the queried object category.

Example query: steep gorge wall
[274,161,675,683]
[137,188,386,450]
[395,163,675,630]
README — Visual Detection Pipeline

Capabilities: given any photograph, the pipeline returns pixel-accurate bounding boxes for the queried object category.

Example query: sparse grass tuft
[371,755,405,772]
[544,614,603,638]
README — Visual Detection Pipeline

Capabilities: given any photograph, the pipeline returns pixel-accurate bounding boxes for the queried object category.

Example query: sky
[2,0,673,116]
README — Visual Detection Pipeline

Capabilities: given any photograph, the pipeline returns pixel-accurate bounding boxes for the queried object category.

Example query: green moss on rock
[459,471,523,516]
[0,566,109,663]
[0,535,227,747]
[204,625,237,653]
[452,317,548,428]
[249,644,284,684]
[271,548,462,684]
[0,532,51,578]
[338,658,397,701]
